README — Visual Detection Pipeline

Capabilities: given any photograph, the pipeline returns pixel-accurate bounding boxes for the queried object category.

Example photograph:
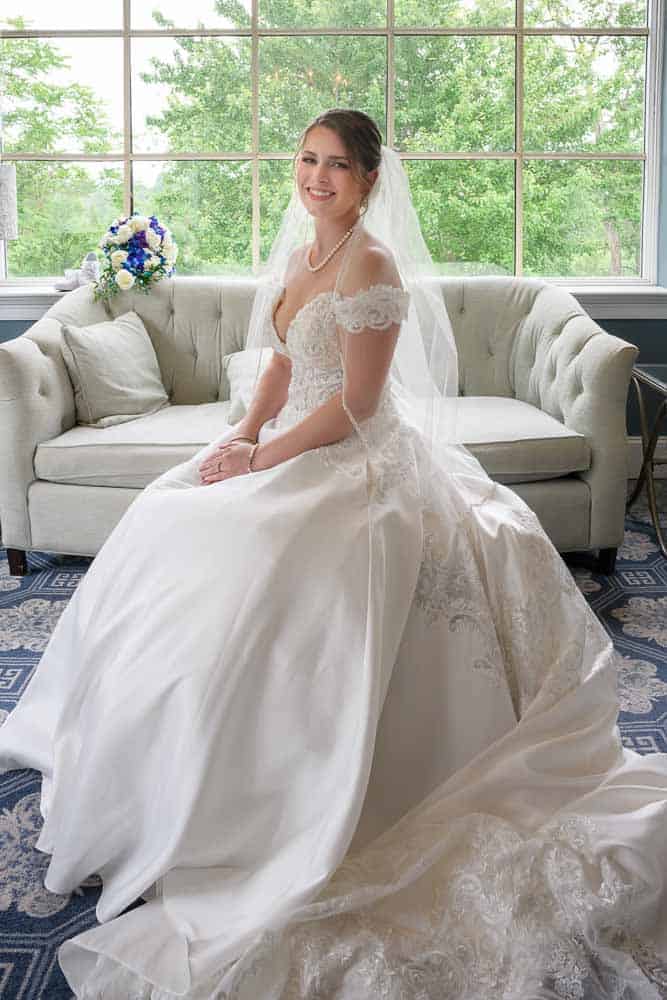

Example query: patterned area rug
[0,483,665,999]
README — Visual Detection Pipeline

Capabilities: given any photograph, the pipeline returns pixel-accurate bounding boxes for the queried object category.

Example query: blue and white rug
[0,485,666,999]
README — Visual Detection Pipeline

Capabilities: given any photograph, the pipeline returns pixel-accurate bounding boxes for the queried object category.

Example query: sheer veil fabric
[0,144,667,1000]
[244,144,467,496]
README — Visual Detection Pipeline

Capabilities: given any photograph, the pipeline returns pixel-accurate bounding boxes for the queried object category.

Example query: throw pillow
[223,349,273,424]
[61,311,170,427]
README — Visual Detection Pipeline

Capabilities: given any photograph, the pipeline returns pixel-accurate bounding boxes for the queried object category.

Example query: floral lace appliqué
[333,284,410,334]
[414,510,503,686]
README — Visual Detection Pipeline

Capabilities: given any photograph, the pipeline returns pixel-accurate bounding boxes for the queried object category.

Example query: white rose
[116,224,132,243]
[146,230,161,252]
[110,250,128,271]
[162,233,174,249]
[130,215,149,233]
[146,254,161,270]
[115,269,135,291]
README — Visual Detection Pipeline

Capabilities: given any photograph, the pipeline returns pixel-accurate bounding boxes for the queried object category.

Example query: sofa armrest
[512,304,638,549]
[0,319,76,549]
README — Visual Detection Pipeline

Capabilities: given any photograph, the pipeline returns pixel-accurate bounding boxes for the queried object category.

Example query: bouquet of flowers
[94,214,178,301]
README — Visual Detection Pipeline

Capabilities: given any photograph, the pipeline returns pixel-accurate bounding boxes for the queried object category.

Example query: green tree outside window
[0,0,648,279]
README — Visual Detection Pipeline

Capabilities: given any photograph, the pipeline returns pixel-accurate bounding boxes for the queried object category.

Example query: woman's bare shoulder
[284,245,307,284]
[352,232,401,289]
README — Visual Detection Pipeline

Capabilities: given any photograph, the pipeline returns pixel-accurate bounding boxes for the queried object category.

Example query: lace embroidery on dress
[411,481,618,722]
[333,283,410,334]
[269,284,417,503]
[215,812,660,1000]
[332,284,414,501]
[414,507,504,687]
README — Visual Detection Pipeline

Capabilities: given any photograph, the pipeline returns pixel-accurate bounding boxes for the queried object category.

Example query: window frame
[0,0,664,300]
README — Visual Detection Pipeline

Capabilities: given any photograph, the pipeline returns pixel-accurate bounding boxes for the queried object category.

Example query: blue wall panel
[658,14,667,286]
[0,320,31,343]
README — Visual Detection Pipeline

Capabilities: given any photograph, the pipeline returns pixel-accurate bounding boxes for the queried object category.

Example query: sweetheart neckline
[270,283,408,347]
[271,288,334,346]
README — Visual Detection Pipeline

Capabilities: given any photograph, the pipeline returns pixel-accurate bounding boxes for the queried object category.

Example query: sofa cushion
[453,396,590,483]
[34,392,589,492]
[35,401,233,489]
[61,310,170,427]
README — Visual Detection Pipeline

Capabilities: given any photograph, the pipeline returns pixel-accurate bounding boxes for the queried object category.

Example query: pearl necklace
[306,221,359,273]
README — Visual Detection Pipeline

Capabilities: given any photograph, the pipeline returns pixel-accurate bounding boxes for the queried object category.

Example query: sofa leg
[7,549,28,576]
[596,547,617,575]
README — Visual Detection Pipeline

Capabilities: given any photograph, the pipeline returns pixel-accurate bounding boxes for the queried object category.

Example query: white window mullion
[0,8,660,284]
[641,0,664,284]
[515,0,524,276]
[386,0,395,148]
[251,0,260,269]
[123,0,133,217]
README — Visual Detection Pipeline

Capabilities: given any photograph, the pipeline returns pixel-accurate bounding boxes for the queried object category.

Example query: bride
[2,108,667,999]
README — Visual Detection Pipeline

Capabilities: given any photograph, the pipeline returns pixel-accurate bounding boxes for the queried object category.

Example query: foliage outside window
[0,0,653,280]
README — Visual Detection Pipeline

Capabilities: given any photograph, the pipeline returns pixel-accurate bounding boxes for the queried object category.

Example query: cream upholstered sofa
[0,275,637,575]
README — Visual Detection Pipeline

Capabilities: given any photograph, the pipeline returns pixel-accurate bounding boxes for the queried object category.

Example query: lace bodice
[269,282,410,354]
[268,283,410,432]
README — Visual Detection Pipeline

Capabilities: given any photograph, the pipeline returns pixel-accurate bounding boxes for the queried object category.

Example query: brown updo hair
[293,108,382,211]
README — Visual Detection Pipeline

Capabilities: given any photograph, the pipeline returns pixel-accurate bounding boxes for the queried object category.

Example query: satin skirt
[1,418,666,999]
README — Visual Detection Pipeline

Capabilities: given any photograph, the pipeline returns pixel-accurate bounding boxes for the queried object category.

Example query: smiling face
[295,125,375,223]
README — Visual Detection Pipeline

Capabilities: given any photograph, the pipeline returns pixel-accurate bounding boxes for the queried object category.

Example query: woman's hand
[199,441,257,484]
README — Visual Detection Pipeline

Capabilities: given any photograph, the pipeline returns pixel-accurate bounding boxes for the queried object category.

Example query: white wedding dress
[2,283,667,1000]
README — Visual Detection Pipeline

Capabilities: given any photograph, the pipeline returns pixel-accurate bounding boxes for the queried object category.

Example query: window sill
[1,281,667,323]
[0,284,66,321]
[561,284,667,320]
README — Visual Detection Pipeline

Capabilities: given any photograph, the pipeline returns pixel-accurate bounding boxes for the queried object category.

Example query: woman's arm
[230,350,292,442]
[251,389,354,470]
[252,323,398,470]
[253,249,401,472]
[201,247,401,483]
[202,322,397,482]
[233,248,304,441]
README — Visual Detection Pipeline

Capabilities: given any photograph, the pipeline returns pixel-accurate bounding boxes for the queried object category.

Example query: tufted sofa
[0,275,637,575]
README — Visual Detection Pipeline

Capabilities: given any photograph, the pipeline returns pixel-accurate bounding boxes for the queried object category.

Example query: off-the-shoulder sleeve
[333,283,410,334]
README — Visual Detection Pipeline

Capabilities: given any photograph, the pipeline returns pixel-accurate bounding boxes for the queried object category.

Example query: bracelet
[230,435,257,445]
[247,443,260,473]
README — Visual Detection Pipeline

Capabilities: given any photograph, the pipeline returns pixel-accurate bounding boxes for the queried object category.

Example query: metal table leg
[627,375,667,557]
